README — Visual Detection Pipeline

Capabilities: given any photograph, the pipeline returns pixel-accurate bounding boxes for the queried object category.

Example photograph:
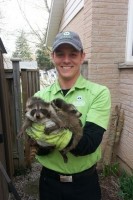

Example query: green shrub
[118,171,133,200]
[102,162,119,177]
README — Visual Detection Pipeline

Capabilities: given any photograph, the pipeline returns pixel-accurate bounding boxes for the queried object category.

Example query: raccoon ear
[52,98,65,109]
[51,100,60,111]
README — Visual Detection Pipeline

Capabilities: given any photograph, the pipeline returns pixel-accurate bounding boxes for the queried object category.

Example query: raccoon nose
[78,113,82,117]
[36,113,40,119]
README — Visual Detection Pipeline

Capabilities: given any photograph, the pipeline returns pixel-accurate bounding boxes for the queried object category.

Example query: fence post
[11,58,25,168]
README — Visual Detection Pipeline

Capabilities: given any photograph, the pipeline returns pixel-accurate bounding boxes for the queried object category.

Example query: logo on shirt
[73,96,85,107]
[77,96,82,101]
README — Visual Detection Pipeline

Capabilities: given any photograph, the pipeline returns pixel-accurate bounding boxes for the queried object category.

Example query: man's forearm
[70,122,105,156]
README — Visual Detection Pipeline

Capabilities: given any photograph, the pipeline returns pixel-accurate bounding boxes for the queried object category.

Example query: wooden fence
[0,51,10,200]
[0,53,40,200]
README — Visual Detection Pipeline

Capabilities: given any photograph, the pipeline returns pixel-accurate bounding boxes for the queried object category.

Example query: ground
[9,162,122,200]
[99,173,121,200]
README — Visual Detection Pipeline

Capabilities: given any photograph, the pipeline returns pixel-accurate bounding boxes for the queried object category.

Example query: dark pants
[39,166,101,200]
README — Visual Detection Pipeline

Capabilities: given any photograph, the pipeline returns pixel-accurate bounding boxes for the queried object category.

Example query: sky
[0,0,52,56]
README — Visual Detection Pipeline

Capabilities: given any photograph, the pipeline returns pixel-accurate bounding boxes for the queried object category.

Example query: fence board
[0,52,14,200]
[0,52,14,178]
[21,70,29,114]
[0,112,9,200]
[21,68,40,168]
[21,69,40,110]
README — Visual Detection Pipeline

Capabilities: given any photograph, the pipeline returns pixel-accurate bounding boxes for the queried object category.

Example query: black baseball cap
[52,31,83,52]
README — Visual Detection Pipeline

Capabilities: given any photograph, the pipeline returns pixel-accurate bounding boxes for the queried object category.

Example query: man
[27,31,111,200]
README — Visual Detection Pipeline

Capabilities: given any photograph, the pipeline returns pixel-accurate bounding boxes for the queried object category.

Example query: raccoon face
[69,107,82,118]
[25,97,51,121]
[30,106,51,120]
[52,98,82,118]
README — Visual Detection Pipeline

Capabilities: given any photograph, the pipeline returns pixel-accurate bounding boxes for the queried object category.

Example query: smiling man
[52,44,85,82]
[26,31,111,200]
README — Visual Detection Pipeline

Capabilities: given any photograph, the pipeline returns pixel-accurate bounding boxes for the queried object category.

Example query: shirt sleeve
[86,87,111,130]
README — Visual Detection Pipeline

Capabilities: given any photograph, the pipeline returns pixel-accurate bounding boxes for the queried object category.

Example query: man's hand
[26,123,72,151]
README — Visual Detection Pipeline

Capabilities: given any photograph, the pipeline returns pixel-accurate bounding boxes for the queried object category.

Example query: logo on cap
[63,32,70,36]
[62,31,71,39]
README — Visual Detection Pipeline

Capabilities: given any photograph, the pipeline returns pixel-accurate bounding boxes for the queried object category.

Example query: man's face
[51,44,85,81]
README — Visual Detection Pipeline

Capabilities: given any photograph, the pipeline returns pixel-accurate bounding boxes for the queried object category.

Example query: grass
[102,162,120,177]
[101,163,133,200]
[118,171,133,200]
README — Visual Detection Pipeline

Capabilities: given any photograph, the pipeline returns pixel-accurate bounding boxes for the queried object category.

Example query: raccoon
[51,98,83,162]
[17,96,64,168]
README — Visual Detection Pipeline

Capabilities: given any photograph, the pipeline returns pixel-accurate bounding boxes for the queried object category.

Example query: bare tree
[16,0,50,46]
[0,6,4,33]
[16,0,52,69]
[0,0,12,33]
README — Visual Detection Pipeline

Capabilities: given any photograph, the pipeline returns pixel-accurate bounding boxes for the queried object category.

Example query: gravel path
[9,162,121,200]
[9,162,41,200]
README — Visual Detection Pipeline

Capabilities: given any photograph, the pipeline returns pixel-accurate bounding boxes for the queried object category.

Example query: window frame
[125,0,133,64]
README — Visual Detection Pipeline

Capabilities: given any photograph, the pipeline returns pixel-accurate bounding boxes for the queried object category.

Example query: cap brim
[52,41,82,52]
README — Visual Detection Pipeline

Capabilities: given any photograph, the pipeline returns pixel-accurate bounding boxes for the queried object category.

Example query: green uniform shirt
[35,75,111,174]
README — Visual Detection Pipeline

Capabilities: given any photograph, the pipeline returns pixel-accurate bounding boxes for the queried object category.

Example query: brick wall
[86,0,128,104]
[117,67,133,171]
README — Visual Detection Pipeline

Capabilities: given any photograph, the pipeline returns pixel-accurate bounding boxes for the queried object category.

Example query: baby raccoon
[17,96,64,168]
[51,98,83,162]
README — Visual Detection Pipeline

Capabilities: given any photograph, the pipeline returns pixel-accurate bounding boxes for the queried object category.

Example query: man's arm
[70,86,111,156]
[70,121,105,156]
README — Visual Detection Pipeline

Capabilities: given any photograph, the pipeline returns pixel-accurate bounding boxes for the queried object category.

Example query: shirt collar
[51,75,87,95]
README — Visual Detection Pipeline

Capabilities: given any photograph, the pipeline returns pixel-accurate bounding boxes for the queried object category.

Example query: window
[126,0,133,64]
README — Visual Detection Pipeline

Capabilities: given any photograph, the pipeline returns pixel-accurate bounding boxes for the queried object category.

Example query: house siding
[60,8,84,46]
[60,0,84,30]
[58,0,133,171]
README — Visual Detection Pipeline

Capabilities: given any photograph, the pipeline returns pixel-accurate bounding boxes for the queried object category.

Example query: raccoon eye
[31,109,36,116]
[40,109,45,114]
[41,109,51,118]
[70,110,77,114]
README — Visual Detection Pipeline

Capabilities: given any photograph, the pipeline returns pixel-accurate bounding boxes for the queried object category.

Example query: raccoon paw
[59,150,68,163]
